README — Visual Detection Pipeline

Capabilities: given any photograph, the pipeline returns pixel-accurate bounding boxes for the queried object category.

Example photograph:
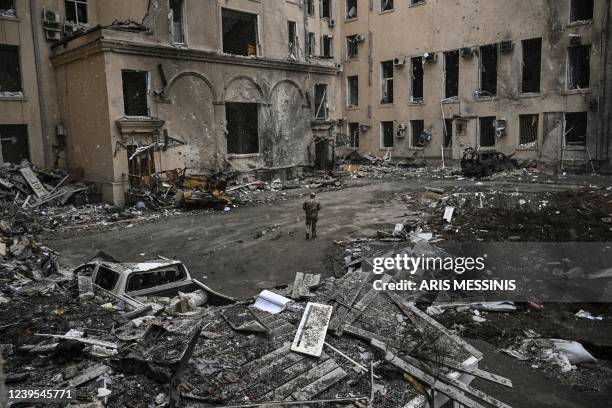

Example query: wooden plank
[329,273,370,332]
[0,177,14,189]
[254,352,305,378]
[344,324,404,349]
[421,356,513,388]
[265,359,338,400]
[35,334,117,349]
[390,294,482,359]
[291,366,347,401]
[241,343,291,372]
[291,303,333,357]
[69,364,109,387]
[19,167,48,198]
[292,272,305,299]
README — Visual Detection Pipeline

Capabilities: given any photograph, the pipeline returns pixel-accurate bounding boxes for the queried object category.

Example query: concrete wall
[337,0,607,167]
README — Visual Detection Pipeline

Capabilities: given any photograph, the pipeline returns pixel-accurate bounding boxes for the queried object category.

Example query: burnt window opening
[381,121,394,148]
[0,125,29,164]
[568,45,590,90]
[381,0,394,12]
[222,8,258,56]
[522,38,542,93]
[565,112,587,147]
[444,119,453,148]
[570,0,594,23]
[519,114,539,146]
[347,35,359,59]
[122,70,149,117]
[126,267,186,293]
[479,116,496,147]
[127,145,156,180]
[314,84,328,120]
[322,35,334,58]
[411,0,425,5]
[306,0,315,16]
[444,50,459,98]
[65,0,88,24]
[381,61,394,104]
[288,21,298,59]
[479,44,498,96]
[94,266,119,291]
[322,0,332,19]
[0,45,21,93]
[226,102,259,154]
[0,0,15,15]
[169,0,185,44]
[346,0,357,19]
[411,120,425,148]
[411,56,424,101]
[307,32,316,57]
[347,75,359,106]
[349,122,360,148]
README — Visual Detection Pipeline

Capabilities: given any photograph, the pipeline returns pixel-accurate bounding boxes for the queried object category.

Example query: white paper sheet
[253,290,293,314]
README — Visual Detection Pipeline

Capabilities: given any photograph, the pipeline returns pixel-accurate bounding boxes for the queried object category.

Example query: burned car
[461,148,518,177]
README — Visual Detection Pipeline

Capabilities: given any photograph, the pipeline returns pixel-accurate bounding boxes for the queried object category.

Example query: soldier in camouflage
[303,192,321,239]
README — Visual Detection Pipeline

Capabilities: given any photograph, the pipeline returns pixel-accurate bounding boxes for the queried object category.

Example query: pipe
[30,0,50,167]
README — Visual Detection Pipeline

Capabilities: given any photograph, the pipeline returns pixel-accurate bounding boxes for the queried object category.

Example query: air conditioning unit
[44,29,62,41]
[423,52,437,63]
[42,8,61,25]
[64,22,78,36]
[393,56,406,66]
[418,129,432,146]
[494,119,507,137]
[569,34,582,45]
[397,123,407,131]
[460,47,474,58]
[499,40,513,54]
[328,19,336,28]
[355,34,366,43]
[396,123,407,138]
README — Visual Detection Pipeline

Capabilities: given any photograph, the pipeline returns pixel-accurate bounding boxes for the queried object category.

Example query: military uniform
[303,200,321,239]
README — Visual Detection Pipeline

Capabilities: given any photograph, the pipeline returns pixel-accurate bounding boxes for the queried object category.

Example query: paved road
[48,178,589,299]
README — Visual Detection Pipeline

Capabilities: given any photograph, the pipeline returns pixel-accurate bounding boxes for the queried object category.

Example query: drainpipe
[30,0,50,167]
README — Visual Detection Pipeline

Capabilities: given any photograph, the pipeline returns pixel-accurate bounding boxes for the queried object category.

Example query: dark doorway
[222,8,258,56]
[0,125,29,164]
[315,140,333,170]
[226,102,259,154]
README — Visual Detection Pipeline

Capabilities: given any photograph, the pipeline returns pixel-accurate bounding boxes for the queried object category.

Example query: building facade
[1,0,612,204]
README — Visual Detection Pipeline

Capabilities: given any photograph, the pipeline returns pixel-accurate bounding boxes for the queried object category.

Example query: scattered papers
[443,206,454,222]
[575,310,603,321]
[253,290,293,314]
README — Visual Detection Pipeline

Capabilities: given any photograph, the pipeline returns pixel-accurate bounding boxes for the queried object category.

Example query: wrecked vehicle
[75,259,236,308]
[461,148,518,177]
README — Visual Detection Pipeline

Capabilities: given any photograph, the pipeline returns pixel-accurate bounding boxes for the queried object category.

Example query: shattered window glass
[65,0,88,24]
[94,266,120,291]
[126,267,186,292]
[0,45,22,93]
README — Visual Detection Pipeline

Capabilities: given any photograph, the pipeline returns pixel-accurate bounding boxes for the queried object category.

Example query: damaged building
[2,0,612,204]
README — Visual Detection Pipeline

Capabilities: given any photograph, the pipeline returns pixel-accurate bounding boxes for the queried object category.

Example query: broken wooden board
[291,272,321,299]
[19,167,48,198]
[69,364,109,387]
[421,356,513,388]
[263,359,339,400]
[0,176,14,189]
[35,334,118,349]
[291,302,333,357]
[291,366,348,401]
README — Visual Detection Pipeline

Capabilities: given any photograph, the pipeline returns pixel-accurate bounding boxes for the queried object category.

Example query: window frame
[564,111,588,148]
[121,70,150,118]
[566,44,591,91]
[0,44,23,95]
[65,0,88,25]
[410,119,425,148]
[380,121,394,148]
[169,0,186,45]
[479,116,497,148]
[314,84,329,120]
[518,113,539,147]
[380,60,394,105]
[347,75,359,107]
[443,50,459,99]
[348,122,360,148]
[345,0,357,20]
[521,38,542,94]
[411,56,424,102]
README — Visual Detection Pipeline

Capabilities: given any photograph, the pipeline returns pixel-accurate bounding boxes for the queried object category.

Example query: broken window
[522,38,542,93]
[126,267,186,293]
[411,120,425,147]
[307,32,316,56]
[347,35,359,59]
[564,112,587,147]
[306,0,315,16]
[322,35,333,58]
[347,75,359,106]
[226,102,259,154]
[65,0,88,24]
[381,121,394,148]
[314,84,328,120]
[322,0,331,19]
[570,0,593,23]
[288,21,298,59]
[444,50,459,98]
[222,8,258,56]
[122,70,149,117]
[444,119,453,148]
[411,56,423,101]
[349,122,360,148]
[479,44,498,96]
[169,0,185,44]
[0,45,21,93]
[94,266,119,291]
[127,145,156,179]
[479,116,496,147]
[519,114,539,146]
[381,0,394,12]
[346,0,357,19]
[567,45,590,90]
[411,0,425,5]
[0,125,29,164]
[0,0,15,16]
[381,60,394,104]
